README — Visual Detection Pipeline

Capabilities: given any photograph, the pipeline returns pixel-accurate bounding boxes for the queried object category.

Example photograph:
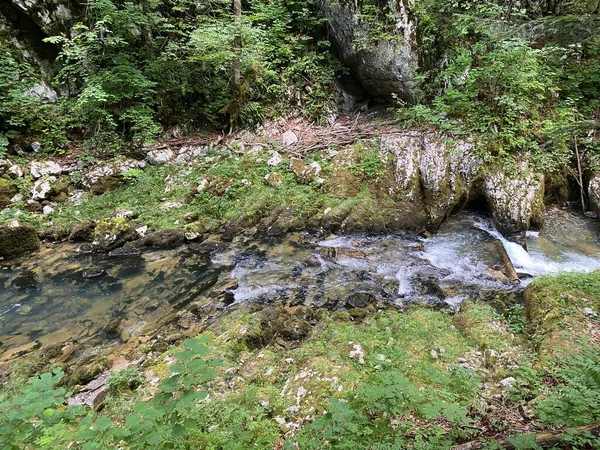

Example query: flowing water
[1,208,599,360]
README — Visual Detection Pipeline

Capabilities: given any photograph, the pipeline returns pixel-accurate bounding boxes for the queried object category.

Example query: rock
[267,150,283,167]
[345,292,376,308]
[26,200,43,213]
[349,342,365,364]
[139,229,185,248]
[289,158,321,184]
[321,0,417,101]
[69,221,96,242]
[484,156,545,242]
[30,160,63,179]
[42,205,54,215]
[282,130,299,146]
[115,209,135,219]
[31,177,57,200]
[6,164,23,179]
[194,175,231,197]
[0,177,18,209]
[42,226,69,242]
[500,377,516,388]
[92,218,137,252]
[380,132,480,225]
[483,268,510,284]
[264,172,284,188]
[108,243,141,256]
[0,222,40,260]
[588,173,600,219]
[67,372,109,409]
[81,158,145,194]
[147,148,174,164]
[82,269,106,279]
[176,145,206,164]
[583,307,597,318]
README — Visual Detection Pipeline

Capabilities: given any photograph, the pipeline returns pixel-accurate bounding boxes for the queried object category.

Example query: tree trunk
[230,0,242,134]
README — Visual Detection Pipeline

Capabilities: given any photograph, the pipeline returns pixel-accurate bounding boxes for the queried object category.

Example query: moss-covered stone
[92,217,137,251]
[524,272,600,365]
[69,220,96,242]
[0,222,40,260]
[0,177,18,209]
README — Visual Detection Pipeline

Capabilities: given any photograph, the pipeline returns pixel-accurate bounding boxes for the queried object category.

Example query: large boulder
[588,173,600,218]
[380,132,480,224]
[483,156,545,243]
[0,221,40,260]
[321,0,417,101]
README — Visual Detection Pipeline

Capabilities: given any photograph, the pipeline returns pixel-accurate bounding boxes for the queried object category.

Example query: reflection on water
[1,209,599,360]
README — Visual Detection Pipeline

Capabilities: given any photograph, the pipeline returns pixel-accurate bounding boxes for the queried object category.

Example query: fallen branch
[450,422,600,450]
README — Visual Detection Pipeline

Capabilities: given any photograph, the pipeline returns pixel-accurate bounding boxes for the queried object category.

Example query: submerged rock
[0,222,40,260]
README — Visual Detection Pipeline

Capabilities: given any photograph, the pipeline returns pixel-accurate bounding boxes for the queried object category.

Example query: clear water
[1,209,599,360]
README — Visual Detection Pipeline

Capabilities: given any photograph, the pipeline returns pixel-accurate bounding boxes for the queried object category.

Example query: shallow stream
[1,207,599,360]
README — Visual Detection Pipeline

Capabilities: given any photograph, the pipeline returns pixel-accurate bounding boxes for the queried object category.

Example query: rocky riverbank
[0,118,574,262]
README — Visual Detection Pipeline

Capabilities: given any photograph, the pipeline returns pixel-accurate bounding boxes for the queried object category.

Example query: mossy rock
[67,355,108,386]
[90,175,122,195]
[139,229,185,248]
[69,220,96,242]
[0,177,18,209]
[524,272,600,365]
[0,223,40,260]
[92,217,137,251]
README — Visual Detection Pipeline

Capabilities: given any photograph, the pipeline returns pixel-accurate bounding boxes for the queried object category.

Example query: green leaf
[95,415,112,432]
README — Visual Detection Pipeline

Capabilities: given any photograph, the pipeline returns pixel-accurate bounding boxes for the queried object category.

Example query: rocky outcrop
[380,132,480,225]
[321,0,417,101]
[483,157,545,243]
[0,221,40,260]
[81,158,146,195]
[588,173,600,218]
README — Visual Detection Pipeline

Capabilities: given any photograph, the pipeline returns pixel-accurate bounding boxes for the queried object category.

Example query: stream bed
[1,207,599,361]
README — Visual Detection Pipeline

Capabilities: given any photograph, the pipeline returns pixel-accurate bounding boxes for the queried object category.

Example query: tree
[230,0,243,133]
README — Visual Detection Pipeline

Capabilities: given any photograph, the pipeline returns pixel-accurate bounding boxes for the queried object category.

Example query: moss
[0,222,40,259]
[524,272,600,365]
[0,177,18,209]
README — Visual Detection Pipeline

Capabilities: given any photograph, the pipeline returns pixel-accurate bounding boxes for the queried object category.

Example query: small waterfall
[474,218,600,276]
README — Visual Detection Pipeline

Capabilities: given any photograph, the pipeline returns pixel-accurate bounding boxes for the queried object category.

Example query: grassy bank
[1,272,600,448]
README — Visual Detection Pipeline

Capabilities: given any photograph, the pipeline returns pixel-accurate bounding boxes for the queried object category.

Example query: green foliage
[400,0,600,170]
[0,37,65,154]
[536,348,600,426]
[106,368,145,393]
[122,168,145,184]
[0,369,85,448]
[34,0,340,150]
[351,146,384,180]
